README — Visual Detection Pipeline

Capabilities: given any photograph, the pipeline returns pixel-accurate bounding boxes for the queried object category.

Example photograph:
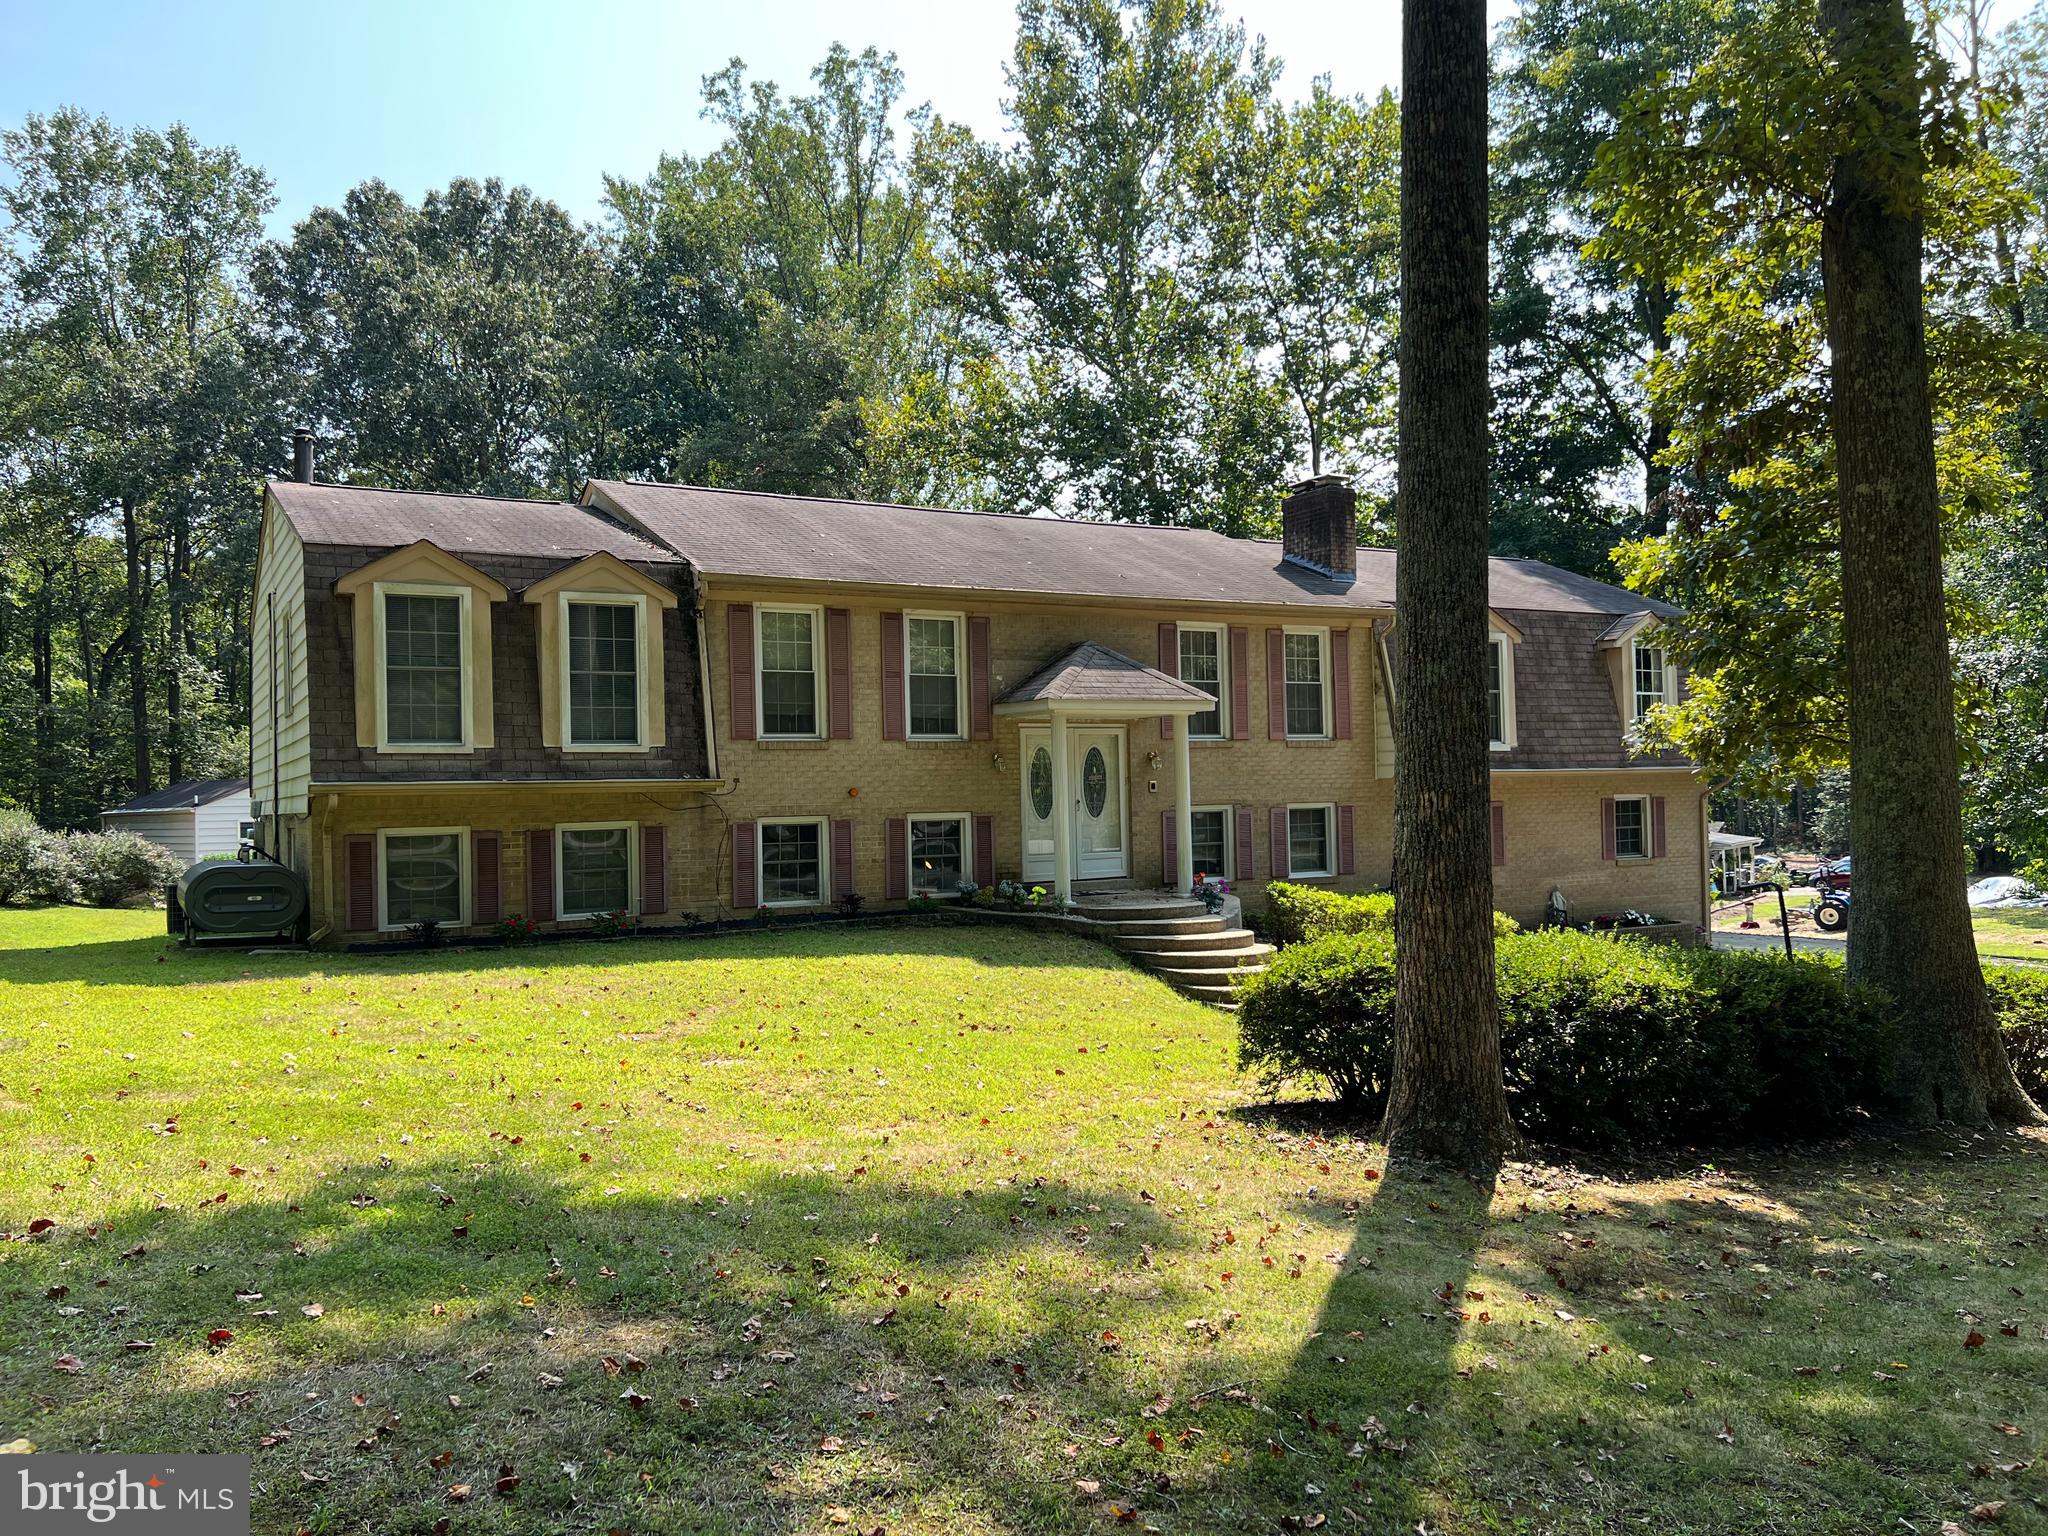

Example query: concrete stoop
[1073,891,1272,1008]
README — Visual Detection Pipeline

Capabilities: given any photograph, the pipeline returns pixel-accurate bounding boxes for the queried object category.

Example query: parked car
[1809,856,1852,892]
[1813,889,1851,932]
[1967,875,2047,909]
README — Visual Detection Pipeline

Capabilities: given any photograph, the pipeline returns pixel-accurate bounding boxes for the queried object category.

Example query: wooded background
[3,0,2044,871]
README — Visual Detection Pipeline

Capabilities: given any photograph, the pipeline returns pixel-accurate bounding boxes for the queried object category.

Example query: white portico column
[1173,715,1194,897]
[1049,709,1074,906]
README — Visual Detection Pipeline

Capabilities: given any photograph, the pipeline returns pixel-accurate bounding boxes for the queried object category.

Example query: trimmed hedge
[1986,964,2048,1104]
[1238,927,1899,1146]
[1264,881,1517,947]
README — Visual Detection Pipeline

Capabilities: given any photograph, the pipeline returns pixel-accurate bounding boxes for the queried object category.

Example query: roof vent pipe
[291,427,314,484]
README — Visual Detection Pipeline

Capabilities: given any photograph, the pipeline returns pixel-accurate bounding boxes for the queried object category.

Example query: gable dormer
[1597,610,1679,731]
[333,540,509,753]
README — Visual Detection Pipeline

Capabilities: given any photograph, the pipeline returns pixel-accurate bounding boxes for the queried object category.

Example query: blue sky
[0,0,1467,235]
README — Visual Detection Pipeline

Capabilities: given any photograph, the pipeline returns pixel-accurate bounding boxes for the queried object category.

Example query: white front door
[1018,726,1129,882]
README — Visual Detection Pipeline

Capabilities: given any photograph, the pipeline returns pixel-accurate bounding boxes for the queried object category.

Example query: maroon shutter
[1338,805,1356,876]
[727,603,756,742]
[1271,807,1290,877]
[973,813,994,885]
[832,818,855,899]
[1490,801,1506,868]
[880,612,905,741]
[1158,622,1178,739]
[969,616,993,740]
[344,835,375,931]
[1267,629,1287,739]
[731,820,757,908]
[884,817,908,899]
[641,824,668,915]
[1229,627,1251,740]
[527,830,555,922]
[1331,630,1352,740]
[1652,796,1669,859]
[1161,810,1177,884]
[1235,803,1255,881]
[1599,798,1617,862]
[826,607,852,739]
[473,833,501,926]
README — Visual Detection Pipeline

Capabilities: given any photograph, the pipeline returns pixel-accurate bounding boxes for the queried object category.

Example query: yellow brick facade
[298,581,1707,944]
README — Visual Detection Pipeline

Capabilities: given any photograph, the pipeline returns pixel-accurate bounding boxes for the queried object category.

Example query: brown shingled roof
[998,643,1218,708]
[270,481,677,563]
[583,480,1671,617]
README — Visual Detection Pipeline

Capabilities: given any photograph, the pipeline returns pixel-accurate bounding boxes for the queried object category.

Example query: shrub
[63,831,184,908]
[0,811,75,906]
[1237,931,1397,1105]
[1986,964,2048,1104]
[1237,928,1898,1146]
[1263,881,1517,946]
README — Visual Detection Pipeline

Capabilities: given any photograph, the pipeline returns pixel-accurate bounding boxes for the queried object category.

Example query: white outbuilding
[101,778,253,866]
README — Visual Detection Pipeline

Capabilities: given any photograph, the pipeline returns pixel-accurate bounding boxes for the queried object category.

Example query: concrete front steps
[1074,892,1274,1007]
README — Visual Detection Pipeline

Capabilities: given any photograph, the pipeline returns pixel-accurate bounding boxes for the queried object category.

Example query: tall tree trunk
[167,509,189,782]
[1382,0,1518,1170]
[31,564,57,827]
[1640,281,1675,528]
[123,496,150,795]
[1821,0,2043,1125]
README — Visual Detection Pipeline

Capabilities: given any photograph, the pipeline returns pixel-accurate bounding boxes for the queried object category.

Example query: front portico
[994,642,1216,903]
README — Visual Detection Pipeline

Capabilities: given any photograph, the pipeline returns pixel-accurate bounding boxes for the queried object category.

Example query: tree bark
[168,510,189,782]
[1382,0,1518,1170]
[31,563,57,826]
[1821,0,2043,1125]
[123,496,150,796]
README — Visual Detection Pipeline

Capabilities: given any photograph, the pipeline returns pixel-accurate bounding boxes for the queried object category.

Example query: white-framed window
[1489,632,1517,751]
[1190,805,1232,880]
[1179,623,1227,738]
[904,611,966,740]
[1613,794,1651,860]
[377,583,472,749]
[1632,638,1675,720]
[1286,803,1336,879]
[1283,628,1330,740]
[908,813,971,896]
[563,594,647,749]
[759,818,829,907]
[757,604,824,739]
[379,826,468,930]
[557,822,637,919]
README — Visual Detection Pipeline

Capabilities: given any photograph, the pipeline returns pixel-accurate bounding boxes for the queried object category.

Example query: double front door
[1019,725,1127,882]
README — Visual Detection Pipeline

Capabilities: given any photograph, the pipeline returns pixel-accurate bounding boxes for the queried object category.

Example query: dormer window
[335,542,506,755]
[523,551,678,753]
[1488,631,1516,751]
[1633,639,1674,720]
[384,589,467,747]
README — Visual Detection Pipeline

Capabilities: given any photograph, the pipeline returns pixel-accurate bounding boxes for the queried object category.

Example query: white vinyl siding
[248,503,311,819]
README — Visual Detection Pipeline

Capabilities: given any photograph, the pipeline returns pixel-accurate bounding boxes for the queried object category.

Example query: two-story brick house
[250,455,1706,945]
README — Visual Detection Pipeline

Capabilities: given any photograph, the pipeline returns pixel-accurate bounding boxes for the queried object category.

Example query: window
[1613,795,1650,860]
[1489,633,1516,750]
[1179,625,1225,738]
[760,819,827,907]
[558,823,634,918]
[906,613,964,739]
[908,814,970,896]
[758,606,822,738]
[1287,805,1335,878]
[1283,629,1328,739]
[567,600,641,746]
[381,828,465,929]
[384,590,465,746]
[1190,807,1230,880]
[1633,639,1672,720]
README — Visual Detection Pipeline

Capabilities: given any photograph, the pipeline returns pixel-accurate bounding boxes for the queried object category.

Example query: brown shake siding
[300,544,710,784]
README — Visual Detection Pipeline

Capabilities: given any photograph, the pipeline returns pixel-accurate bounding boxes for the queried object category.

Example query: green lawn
[1714,886,2048,962]
[1,908,2044,1535]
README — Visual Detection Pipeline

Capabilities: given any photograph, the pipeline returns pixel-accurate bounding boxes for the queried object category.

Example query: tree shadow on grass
[3,1158,1261,1534]
[0,919,1174,993]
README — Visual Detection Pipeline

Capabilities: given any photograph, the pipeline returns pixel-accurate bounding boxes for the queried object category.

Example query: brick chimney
[1280,474,1357,583]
